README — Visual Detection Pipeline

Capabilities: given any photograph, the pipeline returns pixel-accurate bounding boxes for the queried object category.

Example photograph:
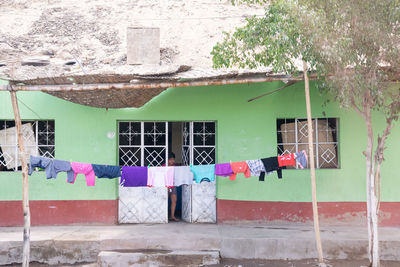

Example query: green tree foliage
[212,1,313,72]
[212,1,400,266]
[303,0,400,114]
[212,0,400,116]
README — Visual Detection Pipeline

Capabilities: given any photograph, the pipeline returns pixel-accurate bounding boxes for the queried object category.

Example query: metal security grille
[0,120,55,171]
[118,121,169,224]
[277,118,339,169]
[118,121,168,167]
[182,122,191,166]
[181,121,216,166]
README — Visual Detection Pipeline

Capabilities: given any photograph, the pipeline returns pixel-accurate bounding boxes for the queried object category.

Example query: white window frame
[189,121,216,165]
[277,118,339,169]
[0,120,55,171]
[118,121,216,167]
[118,121,168,167]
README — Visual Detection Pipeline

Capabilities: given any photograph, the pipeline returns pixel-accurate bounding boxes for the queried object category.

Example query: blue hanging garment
[92,164,121,179]
[190,164,215,184]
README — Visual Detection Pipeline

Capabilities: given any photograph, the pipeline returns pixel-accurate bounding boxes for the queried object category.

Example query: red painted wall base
[2,199,399,226]
[217,199,400,226]
[0,200,118,226]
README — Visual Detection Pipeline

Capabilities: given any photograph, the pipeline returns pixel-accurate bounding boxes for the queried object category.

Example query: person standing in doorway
[166,152,179,221]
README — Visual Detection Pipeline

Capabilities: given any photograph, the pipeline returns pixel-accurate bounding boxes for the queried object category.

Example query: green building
[0,0,399,227]
[0,76,399,226]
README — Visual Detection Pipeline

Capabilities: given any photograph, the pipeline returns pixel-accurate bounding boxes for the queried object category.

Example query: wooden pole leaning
[303,60,324,265]
[9,87,31,267]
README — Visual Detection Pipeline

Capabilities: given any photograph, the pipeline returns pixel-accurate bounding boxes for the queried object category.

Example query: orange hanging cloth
[229,161,251,181]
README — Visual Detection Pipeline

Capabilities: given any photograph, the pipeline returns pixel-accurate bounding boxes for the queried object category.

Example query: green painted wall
[0,81,399,202]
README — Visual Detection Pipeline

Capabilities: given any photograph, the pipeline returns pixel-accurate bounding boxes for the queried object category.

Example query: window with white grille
[118,122,168,167]
[182,122,216,166]
[0,120,55,171]
[118,121,216,167]
[277,118,339,169]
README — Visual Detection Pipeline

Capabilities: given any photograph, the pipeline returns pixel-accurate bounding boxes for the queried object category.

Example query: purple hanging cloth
[215,163,234,177]
[120,166,148,187]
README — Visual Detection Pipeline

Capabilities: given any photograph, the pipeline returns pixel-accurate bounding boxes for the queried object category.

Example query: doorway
[118,121,216,224]
[168,122,217,222]
[168,122,183,220]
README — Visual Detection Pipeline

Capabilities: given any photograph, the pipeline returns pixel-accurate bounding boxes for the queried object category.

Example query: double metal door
[118,121,216,224]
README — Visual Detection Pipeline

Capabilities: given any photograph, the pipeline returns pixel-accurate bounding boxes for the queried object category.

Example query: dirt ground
[3,259,400,267]
[217,258,400,267]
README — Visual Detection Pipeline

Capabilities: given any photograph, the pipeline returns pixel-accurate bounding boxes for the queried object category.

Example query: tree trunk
[365,120,373,264]
[9,90,31,267]
[303,61,324,264]
[364,100,380,267]
[371,172,380,267]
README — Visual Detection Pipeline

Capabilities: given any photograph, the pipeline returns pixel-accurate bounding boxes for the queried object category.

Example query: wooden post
[9,88,30,267]
[303,60,324,264]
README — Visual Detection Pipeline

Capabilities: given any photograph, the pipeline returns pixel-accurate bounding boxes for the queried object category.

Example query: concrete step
[97,249,220,267]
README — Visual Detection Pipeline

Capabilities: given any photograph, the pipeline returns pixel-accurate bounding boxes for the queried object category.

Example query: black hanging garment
[260,157,282,180]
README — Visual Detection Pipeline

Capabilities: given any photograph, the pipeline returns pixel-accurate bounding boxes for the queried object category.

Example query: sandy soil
[0,0,265,79]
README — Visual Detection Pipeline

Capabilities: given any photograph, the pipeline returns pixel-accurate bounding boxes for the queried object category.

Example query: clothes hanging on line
[173,166,194,186]
[277,153,296,167]
[260,157,282,180]
[191,164,215,183]
[295,151,308,169]
[29,155,52,178]
[229,161,251,181]
[215,163,234,177]
[92,164,121,179]
[32,149,308,187]
[147,166,174,187]
[29,156,74,181]
[120,166,148,187]
[70,162,96,186]
[246,159,273,177]
[53,159,75,182]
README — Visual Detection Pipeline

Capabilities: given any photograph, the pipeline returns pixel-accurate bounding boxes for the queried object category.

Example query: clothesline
[28,151,308,188]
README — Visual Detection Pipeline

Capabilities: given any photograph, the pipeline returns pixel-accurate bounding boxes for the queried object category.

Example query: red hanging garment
[277,153,296,167]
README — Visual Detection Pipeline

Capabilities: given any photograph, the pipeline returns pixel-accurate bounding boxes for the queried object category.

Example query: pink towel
[147,167,174,187]
[70,162,96,186]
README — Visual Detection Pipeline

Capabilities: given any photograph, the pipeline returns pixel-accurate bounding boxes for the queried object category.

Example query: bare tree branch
[350,95,366,119]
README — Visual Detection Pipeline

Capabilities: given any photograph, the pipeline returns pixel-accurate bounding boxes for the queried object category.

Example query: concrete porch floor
[1,223,400,265]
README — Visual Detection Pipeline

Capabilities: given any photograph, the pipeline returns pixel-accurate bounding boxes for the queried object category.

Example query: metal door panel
[181,184,192,223]
[142,187,168,223]
[118,186,142,223]
[119,186,168,224]
[191,182,216,223]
